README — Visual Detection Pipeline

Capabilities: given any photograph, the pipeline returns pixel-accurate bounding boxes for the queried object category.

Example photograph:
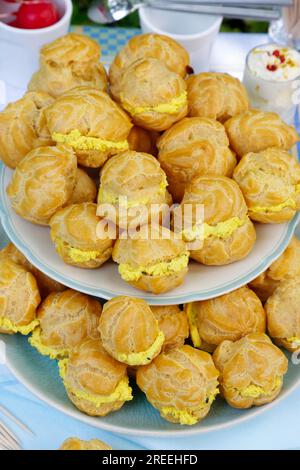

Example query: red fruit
[16,1,59,29]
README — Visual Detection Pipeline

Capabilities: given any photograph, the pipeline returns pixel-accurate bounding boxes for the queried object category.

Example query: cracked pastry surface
[119,58,188,132]
[187,72,249,123]
[266,278,300,352]
[158,117,236,202]
[0,259,40,335]
[213,333,288,408]
[225,109,299,159]
[233,147,300,223]
[151,305,189,353]
[6,145,77,226]
[136,345,219,425]
[60,437,112,451]
[109,33,190,101]
[58,338,133,417]
[29,289,102,359]
[0,91,54,169]
[99,296,164,366]
[185,286,266,352]
[28,33,107,98]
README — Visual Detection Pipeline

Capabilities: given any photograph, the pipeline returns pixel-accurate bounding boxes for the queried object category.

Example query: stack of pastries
[1,31,299,295]
[0,32,300,428]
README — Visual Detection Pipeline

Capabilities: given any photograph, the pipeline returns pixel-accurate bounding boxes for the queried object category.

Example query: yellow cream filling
[114,331,165,366]
[98,180,168,208]
[55,237,101,263]
[0,317,39,335]
[182,217,247,243]
[161,388,219,426]
[52,129,129,152]
[121,91,187,116]
[118,252,189,282]
[250,198,296,214]
[186,304,202,349]
[286,336,300,346]
[59,359,133,406]
[29,327,69,359]
[235,376,282,399]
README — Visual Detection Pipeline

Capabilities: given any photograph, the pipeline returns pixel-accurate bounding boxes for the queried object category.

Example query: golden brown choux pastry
[249,236,300,302]
[119,58,188,132]
[68,168,97,204]
[29,289,102,359]
[225,109,299,159]
[7,145,77,226]
[151,305,189,353]
[185,286,266,353]
[213,333,288,409]
[109,33,190,101]
[173,176,256,265]
[0,91,54,169]
[128,126,159,156]
[136,345,219,425]
[233,148,300,224]
[44,87,132,168]
[158,117,236,202]
[58,338,133,416]
[50,203,114,269]
[0,243,65,299]
[99,296,164,366]
[265,278,300,352]
[60,437,112,451]
[187,72,249,123]
[112,225,190,294]
[0,259,40,335]
[98,150,169,229]
[28,33,107,98]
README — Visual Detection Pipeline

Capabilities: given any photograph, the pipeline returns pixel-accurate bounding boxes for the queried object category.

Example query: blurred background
[73,0,269,32]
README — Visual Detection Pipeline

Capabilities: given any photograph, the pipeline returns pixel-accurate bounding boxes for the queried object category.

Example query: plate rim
[4,347,300,438]
[0,162,299,305]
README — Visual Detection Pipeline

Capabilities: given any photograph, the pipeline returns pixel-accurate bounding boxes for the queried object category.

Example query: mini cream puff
[0,259,40,335]
[0,91,54,169]
[44,86,133,168]
[50,203,114,269]
[151,305,189,353]
[185,286,266,353]
[128,126,159,156]
[28,33,107,98]
[109,33,190,101]
[158,117,236,202]
[225,109,299,159]
[6,145,77,226]
[60,438,112,451]
[187,72,249,122]
[213,333,288,409]
[0,243,65,299]
[250,236,300,302]
[266,278,300,352]
[233,148,300,224]
[58,338,133,417]
[98,151,170,229]
[29,289,102,359]
[119,58,188,132]
[69,168,97,204]
[174,176,256,265]
[112,225,190,294]
[136,345,219,425]
[99,296,164,366]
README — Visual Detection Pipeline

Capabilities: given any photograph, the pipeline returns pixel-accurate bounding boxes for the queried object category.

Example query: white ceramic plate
[0,162,299,305]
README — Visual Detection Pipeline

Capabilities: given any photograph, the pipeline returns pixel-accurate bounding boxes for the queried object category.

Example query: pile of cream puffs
[0,32,300,426]
[1,32,299,295]
[0,237,299,425]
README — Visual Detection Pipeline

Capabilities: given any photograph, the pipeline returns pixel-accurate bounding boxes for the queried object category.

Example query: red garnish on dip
[273,49,280,58]
[267,64,277,72]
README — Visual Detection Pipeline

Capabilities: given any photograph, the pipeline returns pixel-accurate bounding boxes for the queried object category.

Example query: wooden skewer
[0,404,34,436]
